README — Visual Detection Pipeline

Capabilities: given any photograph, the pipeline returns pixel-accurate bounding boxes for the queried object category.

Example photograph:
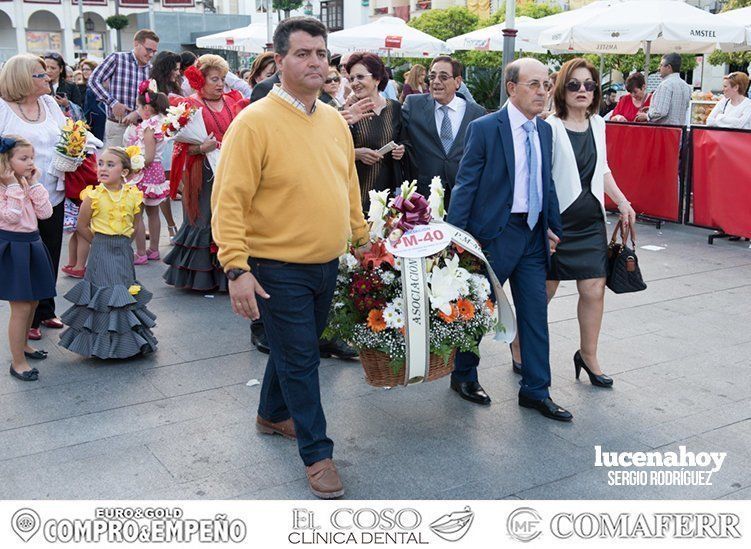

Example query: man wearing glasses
[634,53,691,126]
[447,58,573,422]
[89,29,159,148]
[401,55,486,403]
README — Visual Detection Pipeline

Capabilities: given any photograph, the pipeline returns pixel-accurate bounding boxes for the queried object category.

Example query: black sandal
[9,364,38,381]
[24,350,48,360]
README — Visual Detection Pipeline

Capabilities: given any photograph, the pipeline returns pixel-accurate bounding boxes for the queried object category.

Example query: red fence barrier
[604,123,684,223]
[691,128,751,239]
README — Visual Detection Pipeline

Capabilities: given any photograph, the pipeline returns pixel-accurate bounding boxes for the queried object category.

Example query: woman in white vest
[513,57,636,389]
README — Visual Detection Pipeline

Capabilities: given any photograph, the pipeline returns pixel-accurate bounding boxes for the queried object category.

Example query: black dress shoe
[574,350,613,388]
[319,338,358,360]
[24,350,48,360]
[450,379,491,405]
[251,332,270,355]
[518,394,573,422]
[9,364,38,382]
[509,344,522,375]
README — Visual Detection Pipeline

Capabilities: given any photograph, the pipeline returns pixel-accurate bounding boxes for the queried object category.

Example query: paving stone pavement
[1,212,749,500]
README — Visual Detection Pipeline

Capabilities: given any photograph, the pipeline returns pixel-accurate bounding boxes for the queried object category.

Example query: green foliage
[105,15,129,31]
[273,0,303,18]
[465,68,501,111]
[407,6,479,41]
[479,1,562,27]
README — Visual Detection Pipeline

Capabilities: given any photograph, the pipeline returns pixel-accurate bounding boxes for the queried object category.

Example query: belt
[106,118,126,125]
[510,212,529,221]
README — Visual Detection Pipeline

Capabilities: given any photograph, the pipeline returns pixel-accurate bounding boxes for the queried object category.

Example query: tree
[479,1,562,27]
[407,6,479,42]
[273,0,303,19]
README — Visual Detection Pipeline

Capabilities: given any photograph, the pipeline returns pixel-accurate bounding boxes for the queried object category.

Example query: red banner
[604,123,683,222]
[163,0,196,6]
[68,0,107,6]
[119,0,148,6]
[691,128,751,238]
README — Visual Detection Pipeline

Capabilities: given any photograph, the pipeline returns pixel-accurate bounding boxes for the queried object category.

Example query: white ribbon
[394,222,517,386]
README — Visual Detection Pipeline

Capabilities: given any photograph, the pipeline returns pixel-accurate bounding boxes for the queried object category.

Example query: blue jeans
[250,257,339,466]
[453,216,552,400]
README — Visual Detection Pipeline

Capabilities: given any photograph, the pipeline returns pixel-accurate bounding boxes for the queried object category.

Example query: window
[320,0,344,32]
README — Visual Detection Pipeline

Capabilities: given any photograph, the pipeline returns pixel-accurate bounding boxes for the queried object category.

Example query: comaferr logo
[690,29,717,38]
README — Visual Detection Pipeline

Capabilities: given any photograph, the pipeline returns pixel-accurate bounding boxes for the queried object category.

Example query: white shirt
[507,100,543,214]
[224,71,252,99]
[706,96,751,129]
[433,94,467,143]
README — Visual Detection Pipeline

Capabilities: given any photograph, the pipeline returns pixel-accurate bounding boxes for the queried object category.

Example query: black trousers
[32,200,64,327]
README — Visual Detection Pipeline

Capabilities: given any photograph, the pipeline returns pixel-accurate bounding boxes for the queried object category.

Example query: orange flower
[485,298,495,314]
[367,309,387,332]
[456,298,475,320]
[438,303,460,323]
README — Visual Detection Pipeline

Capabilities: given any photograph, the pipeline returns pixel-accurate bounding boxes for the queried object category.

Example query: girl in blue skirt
[0,136,56,381]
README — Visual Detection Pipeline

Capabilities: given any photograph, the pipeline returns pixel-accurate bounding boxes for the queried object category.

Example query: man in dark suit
[402,56,486,208]
[446,58,572,421]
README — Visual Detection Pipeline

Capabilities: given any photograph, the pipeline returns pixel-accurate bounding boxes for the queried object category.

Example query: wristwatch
[226,268,249,281]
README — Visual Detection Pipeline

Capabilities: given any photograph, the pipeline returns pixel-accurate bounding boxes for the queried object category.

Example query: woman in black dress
[511,58,636,388]
[345,53,406,212]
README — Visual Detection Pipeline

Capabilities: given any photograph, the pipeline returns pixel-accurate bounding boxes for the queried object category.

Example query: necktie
[522,120,541,230]
[439,105,454,154]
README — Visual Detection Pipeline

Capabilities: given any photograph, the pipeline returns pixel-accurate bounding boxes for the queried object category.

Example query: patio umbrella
[195,22,276,54]
[446,1,625,54]
[539,0,746,58]
[328,16,452,58]
[718,6,751,49]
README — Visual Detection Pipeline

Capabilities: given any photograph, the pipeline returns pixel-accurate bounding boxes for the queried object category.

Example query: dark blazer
[401,92,485,205]
[250,72,281,103]
[447,106,562,261]
[83,86,106,141]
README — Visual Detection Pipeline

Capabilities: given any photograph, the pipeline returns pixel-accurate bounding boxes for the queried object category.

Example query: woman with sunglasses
[319,69,343,108]
[511,58,636,389]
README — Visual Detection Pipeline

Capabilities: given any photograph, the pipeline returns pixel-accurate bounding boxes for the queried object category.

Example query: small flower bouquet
[162,102,220,173]
[326,178,501,388]
[53,118,88,172]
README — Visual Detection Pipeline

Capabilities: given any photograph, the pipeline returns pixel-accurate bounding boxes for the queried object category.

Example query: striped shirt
[270,84,317,115]
[89,51,151,120]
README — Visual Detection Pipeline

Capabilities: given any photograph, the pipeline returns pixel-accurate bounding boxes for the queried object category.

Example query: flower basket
[326,179,516,389]
[52,150,84,173]
[360,347,456,387]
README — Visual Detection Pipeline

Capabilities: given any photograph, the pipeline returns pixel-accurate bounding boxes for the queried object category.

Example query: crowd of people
[0,15,747,498]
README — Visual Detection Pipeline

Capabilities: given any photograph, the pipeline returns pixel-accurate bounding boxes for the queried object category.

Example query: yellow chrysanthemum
[128,284,141,296]
[125,145,141,159]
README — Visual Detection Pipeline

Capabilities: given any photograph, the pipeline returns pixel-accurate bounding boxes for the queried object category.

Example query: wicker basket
[359,348,456,388]
[52,151,83,173]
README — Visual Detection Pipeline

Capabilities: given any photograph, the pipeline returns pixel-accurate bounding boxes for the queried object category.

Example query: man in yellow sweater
[211,16,368,500]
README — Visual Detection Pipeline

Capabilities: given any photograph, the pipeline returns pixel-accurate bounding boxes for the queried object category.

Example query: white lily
[428,255,470,314]
[428,176,446,220]
[367,189,391,238]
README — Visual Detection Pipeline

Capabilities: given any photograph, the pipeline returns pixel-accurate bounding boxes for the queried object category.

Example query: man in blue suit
[447,58,572,421]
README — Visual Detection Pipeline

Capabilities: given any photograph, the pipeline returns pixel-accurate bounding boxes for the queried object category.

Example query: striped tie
[522,120,541,230]
[439,105,454,154]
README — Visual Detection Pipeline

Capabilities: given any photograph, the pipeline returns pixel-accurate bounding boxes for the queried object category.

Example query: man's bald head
[505,57,549,119]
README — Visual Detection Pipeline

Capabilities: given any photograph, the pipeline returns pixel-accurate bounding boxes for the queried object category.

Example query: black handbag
[606,221,647,294]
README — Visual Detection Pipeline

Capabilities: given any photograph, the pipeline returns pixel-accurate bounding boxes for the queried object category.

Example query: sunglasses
[566,79,597,93]
[349,73,372,82]
[428,73,454,82]
[32,73,48,79]
[325,77,341,84]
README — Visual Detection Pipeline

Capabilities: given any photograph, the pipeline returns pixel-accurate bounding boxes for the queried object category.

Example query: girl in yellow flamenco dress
[59,147,158,358]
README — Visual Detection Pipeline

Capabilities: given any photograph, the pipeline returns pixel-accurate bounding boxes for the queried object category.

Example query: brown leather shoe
[256,415,296,440]
[306,459,344,499]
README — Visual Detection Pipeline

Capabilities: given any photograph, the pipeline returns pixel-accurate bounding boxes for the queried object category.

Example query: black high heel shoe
[574,351,613,388]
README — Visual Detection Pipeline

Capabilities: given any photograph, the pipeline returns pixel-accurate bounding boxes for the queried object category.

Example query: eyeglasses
[139,44,158,55]
[565,79,597,93]
[325,77,341,84]
[516,80,552,92]
[31,73,48,79]
[349,73,372,82]
[428,73,454,82]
